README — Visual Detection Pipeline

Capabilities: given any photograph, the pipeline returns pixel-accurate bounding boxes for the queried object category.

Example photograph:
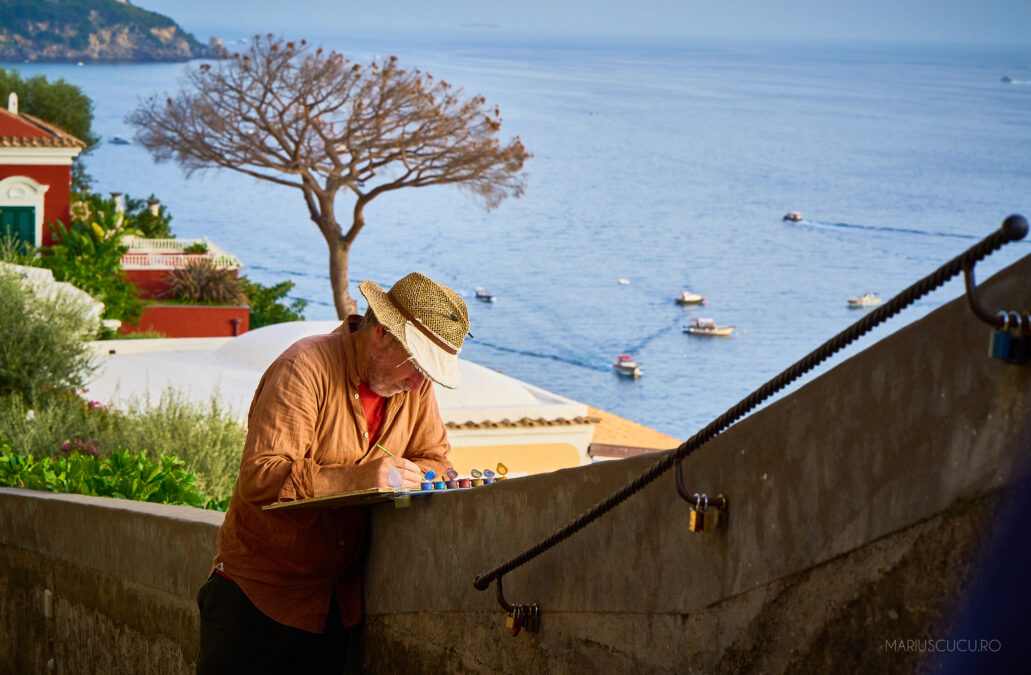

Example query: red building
[0,94,85,248]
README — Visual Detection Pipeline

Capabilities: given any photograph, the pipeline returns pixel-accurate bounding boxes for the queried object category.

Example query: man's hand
[313,456,424,495]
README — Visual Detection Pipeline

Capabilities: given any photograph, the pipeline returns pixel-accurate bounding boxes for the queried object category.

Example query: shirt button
[363,431,369,438]
[354,393,359,399]
[338,540,346,546]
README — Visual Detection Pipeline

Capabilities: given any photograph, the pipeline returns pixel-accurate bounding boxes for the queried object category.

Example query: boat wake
[473,340,611,373]
[794,219,1029,243]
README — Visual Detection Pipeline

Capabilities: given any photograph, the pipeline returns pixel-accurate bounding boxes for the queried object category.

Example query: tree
[127,35,530,318]
[0,67,99,191]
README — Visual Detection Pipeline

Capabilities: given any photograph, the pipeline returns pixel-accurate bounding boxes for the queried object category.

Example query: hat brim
[359,279,462,389]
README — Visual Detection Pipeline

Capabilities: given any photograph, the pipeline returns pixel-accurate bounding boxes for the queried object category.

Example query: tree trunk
[327,236,356,319]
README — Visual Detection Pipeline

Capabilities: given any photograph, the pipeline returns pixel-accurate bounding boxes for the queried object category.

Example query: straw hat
[358,273,470,389]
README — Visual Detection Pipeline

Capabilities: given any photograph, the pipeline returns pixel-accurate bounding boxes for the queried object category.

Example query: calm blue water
[7,32,1031,438]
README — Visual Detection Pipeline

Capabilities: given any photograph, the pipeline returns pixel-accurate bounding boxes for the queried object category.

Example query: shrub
[0,270,96,406]
[182,241,208,254]
[93,387,244,501]
[165,257,247,305]
[123,193,173,239]
[240,276,307,328]
[0,387,244,504]
[41,193,145,325]
[0,231,41,267]
[0,441,213,508]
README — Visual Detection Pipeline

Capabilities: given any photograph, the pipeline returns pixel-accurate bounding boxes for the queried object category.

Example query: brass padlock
[701,494,718,533]
[688,493,705,532]
[710,495,729,531]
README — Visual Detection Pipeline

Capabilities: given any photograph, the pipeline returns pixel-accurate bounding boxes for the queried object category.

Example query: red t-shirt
[357,381,385,445]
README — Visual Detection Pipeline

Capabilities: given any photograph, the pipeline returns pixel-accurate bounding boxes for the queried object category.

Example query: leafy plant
[239,276,308,328]
[0,386,244,503]
[0,231,41,266]
[0,270,96,406]
[165,257,247,305]
[122,193,173,239]
[0,442,211,508]
[182,241,208,254]
[41,219,143,323]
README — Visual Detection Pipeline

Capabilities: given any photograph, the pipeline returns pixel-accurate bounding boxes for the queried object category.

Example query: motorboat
[847,292,883,308]
[474,285,496,302]
[783,211,803,222]
[684,318,734,337]
[617,278,630,285]
[109,136,131,145]
[613,354,642,378]
[675,290,705,305]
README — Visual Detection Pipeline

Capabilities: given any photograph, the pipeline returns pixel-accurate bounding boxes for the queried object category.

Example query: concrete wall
[1,253,1029,673]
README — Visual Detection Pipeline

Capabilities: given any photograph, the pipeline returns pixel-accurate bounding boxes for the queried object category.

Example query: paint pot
[483,477,495,484]
[445,480,459,489]
[458,478,471,488]
[420,481,433,491]
[433,480,445,490]
[471,478,484,487]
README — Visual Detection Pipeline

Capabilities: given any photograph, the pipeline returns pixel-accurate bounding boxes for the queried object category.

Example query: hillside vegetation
[0,0,225,63]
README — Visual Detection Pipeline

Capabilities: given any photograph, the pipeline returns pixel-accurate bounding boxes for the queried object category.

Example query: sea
[6,31,1031,439]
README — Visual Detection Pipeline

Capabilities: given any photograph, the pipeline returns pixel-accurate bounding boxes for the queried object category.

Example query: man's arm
[238,355,423,503]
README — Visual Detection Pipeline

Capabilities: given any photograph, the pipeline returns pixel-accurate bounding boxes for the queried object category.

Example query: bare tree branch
[127,35,530,317]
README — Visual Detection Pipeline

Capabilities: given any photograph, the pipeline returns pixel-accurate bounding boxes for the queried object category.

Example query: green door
[0,206,35,248]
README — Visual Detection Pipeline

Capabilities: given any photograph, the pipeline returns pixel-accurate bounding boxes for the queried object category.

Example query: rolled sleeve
[239,355,324,504]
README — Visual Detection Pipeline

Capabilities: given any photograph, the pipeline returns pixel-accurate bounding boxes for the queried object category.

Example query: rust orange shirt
[214,319,452,633]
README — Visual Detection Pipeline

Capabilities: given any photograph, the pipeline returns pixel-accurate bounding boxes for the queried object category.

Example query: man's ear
[373,324,390,343]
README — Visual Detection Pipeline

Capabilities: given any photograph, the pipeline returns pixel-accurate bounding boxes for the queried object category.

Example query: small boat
[474,285,496,302]
[613,354,642,378]
[675,290,705,305]
[847,292,883,308]
[1002,76,1016,83]
[684,318,734,337]
[783,211,803,222]
[617,278,630,285]
[109,136,131,145]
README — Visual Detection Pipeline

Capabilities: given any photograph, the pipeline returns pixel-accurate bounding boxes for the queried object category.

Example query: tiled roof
[445,415,600,431]
[587,405,680,450]
[0,108,87,148]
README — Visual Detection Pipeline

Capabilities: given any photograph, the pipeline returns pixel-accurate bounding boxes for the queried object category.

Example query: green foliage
[40,193,144,323]
[0,271,96,406]
[0,231,41,267]
[123,193,173,239]
[0,442,210,508]
[165,258,247,305]
[240,276,308,328]
[91,388,244,501]
[182,241,208,254]
[0,387,244,504]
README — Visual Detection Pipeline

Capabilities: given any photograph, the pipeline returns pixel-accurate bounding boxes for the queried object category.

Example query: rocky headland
[0,0,226,63]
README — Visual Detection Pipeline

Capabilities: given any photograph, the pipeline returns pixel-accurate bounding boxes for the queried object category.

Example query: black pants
[196,573,357,675]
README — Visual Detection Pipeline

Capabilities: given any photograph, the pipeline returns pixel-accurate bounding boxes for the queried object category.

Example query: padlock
[525,604,540,632]
[1006,312,1028,365]
[710,495,729,531]
[701,494,717,533]
[508,606,523,637]
[688,493,705,532]
[989,311,1011,360]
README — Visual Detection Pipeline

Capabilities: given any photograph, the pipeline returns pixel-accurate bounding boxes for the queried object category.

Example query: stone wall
[1,253,1028,673]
